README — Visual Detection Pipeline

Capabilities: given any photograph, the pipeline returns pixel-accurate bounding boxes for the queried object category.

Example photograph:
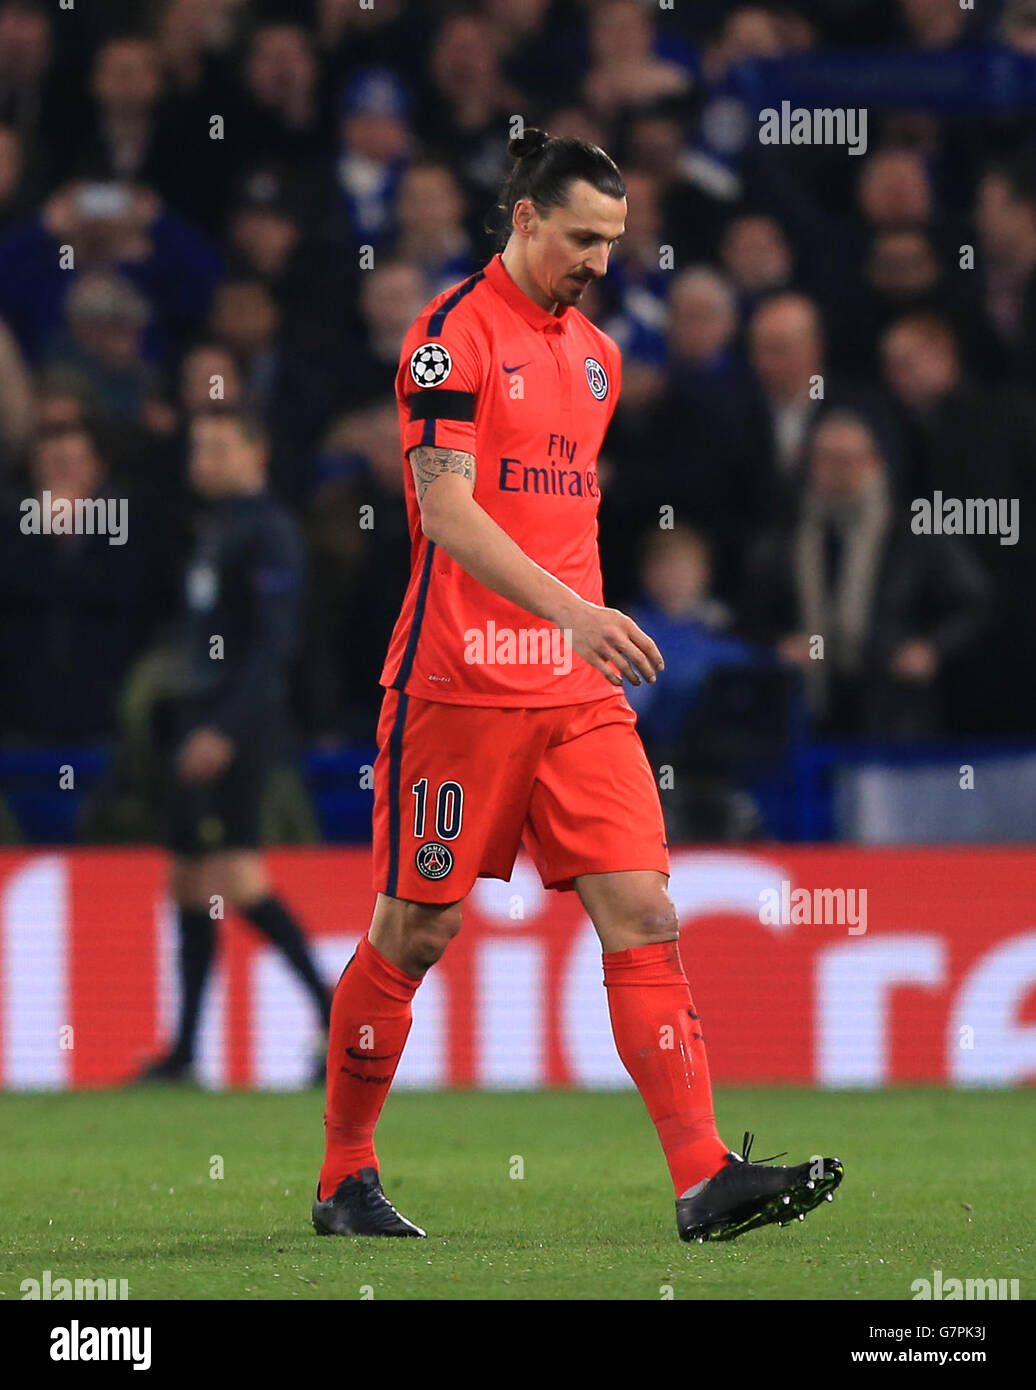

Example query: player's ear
[513,197,536,236]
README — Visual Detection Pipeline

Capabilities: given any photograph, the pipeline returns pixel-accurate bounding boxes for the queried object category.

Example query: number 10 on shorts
[412,778,464,841]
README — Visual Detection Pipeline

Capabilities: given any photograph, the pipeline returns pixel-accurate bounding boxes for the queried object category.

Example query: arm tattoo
[409,445,476,504]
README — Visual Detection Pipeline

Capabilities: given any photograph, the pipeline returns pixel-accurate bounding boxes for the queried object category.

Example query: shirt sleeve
[398,313,485,458]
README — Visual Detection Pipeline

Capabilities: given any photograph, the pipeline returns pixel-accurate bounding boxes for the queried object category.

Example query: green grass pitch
[1,1088,1031,1301]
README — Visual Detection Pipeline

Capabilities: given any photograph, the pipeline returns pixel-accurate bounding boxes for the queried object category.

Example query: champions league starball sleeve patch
[410,342,454,388]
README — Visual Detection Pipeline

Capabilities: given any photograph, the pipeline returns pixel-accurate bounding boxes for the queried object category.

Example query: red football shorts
[372,689,670,902]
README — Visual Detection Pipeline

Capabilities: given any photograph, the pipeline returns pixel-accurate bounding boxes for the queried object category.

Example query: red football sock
[319,932,421,1200]
[603,940,730,1196]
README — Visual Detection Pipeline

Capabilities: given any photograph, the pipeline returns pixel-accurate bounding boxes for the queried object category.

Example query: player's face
[527,181,626,307]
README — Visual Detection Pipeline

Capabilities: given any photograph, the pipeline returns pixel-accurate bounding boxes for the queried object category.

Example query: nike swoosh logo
[502,361,530,373]
[345,1047,399,1062]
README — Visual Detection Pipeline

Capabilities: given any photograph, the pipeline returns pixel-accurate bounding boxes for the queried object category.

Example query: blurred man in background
[138,407,330,1082]
[745,410,992,738]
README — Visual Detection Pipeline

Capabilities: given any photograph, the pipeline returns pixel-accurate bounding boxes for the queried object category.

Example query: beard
[556,273,592,304]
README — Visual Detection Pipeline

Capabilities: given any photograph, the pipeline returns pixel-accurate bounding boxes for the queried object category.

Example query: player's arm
[410,445,662,686]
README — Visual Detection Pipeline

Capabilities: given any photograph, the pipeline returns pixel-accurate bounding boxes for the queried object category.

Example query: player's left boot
[312,1168,426,1237]
[676,1130,843,1243]
[132,1052,193,1085]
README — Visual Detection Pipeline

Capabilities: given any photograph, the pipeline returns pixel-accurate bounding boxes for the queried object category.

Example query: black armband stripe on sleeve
[408,389,476,422]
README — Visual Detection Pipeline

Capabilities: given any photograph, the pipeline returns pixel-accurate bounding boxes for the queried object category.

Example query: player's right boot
[677,1130,844,1243]
[312,1168,427,1237]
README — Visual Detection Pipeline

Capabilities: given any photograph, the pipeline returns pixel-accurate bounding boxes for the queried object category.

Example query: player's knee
[404,901,462,971]
[627,898,679,944]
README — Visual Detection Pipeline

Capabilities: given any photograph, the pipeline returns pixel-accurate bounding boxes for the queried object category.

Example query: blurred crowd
[1,0,1035,784]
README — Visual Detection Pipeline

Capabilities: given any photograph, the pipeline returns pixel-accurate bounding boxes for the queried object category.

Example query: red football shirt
[380,252,623,706]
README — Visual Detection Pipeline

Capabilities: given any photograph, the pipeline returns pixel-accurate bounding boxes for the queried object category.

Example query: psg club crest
[416,841,454,879]
[410,342,453,388]
[584,357,609,400]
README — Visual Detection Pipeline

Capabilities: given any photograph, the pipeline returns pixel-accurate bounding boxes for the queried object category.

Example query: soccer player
[138,408,331,1083]
[313,130,843,1242]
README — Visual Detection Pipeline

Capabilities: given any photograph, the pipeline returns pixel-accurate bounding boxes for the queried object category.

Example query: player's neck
[500,241,559,315]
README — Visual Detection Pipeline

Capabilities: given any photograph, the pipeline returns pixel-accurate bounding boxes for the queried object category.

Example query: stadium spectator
[0,0,66,187]
[840,226,996,375]
[0,423,165,741]
[179,341,244,416]
[744,410,992,738]
[0,180,223,365]
[333,66,413,253]
[43,270,158,425]
[482,0,580,104]
[391,161,475,298]
[719,213,795,314]
[627,523,762,748]
[745,292,827,498]
[207,275,336,499]
[857,149,935,242]
[973,158,1036,381]
[897,0,975,50]
[626,523,773,840]
[880,311,1036,731]
[595,167,669,365]
[302,396,411,742]
[240,22,330,167]
[74,36,167,185]
[879,313,1028,508]
[317,0,429,93]
[603,280,773,606]
[624,104,737,265]
[665,266,749,400]
[421,13,520,201]
[156,0,241,94]
[331,259,427,415]
[223,168,354,355]
[581,0,692,120]
[698,5,784,86]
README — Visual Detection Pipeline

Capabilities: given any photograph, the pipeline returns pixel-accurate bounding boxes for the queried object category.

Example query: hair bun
[509,127,550,161]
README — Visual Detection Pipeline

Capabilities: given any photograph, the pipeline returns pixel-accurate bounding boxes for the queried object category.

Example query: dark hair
[192,404,269,447]
[487,127,625,250]
[33,420,102,456]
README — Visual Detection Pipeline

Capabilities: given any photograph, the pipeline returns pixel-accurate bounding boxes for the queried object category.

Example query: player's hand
[177,727,235,782]
[564,601,664,687]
